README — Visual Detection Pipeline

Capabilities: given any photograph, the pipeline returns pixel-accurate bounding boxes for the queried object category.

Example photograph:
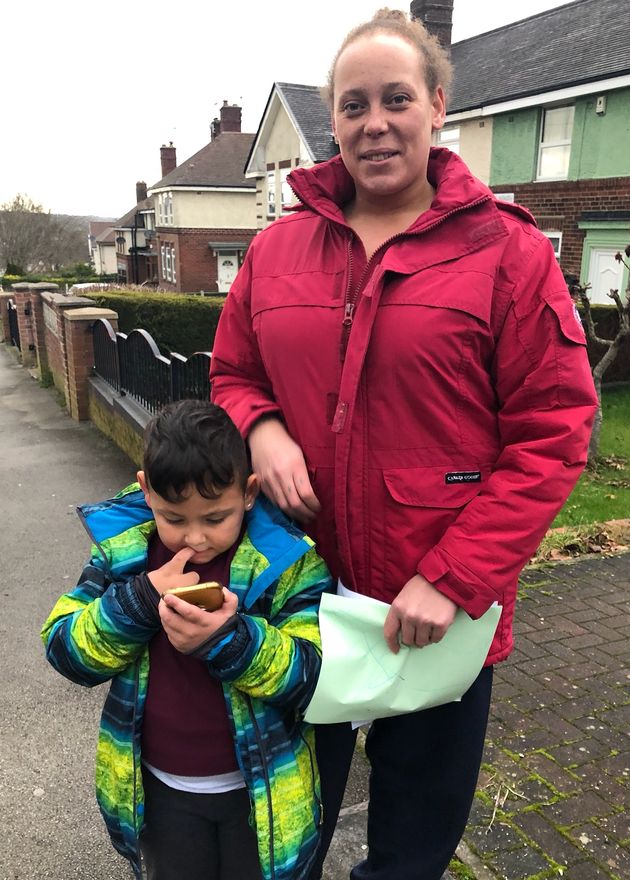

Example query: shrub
[579,303,630,382]
[82,289,226,357]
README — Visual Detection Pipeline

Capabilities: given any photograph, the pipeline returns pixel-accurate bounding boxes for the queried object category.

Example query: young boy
[41,400,332,880]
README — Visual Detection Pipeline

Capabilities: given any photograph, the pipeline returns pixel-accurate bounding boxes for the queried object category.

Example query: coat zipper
[132,662,143,877]
[339,195,491,361]
[247,695,276,879]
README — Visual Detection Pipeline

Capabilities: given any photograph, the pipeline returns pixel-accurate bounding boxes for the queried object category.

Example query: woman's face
[332,33,445,207]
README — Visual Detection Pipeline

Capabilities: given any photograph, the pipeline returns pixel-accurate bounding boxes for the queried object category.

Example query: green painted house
[441,0,630,303]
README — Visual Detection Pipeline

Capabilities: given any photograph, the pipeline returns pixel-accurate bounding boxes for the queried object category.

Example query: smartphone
[163,581,225,611]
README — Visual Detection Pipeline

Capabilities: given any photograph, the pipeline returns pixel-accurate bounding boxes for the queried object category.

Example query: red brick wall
[491,176,630,276]
[43,302,69,396]
[155,228,257,293]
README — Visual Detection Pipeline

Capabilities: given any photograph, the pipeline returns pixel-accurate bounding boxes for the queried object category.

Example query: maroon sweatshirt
[141,534,239,776]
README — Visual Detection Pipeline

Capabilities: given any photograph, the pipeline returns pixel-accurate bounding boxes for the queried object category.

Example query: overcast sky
[2,0,571,218]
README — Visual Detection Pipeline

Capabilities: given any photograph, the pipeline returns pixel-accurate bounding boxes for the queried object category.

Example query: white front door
[587,248,624,305]
[217,253,239,293]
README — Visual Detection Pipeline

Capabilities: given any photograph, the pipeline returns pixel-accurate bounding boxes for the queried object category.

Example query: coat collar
[77,485,314,609]
[288,147,496,227]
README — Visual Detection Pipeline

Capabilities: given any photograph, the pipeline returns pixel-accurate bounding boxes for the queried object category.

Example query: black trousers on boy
[140,769,262,880]
[309,666,493,880]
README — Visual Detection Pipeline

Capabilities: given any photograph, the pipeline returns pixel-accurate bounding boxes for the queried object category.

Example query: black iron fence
[92,319,211,414]
[7,299,20,350]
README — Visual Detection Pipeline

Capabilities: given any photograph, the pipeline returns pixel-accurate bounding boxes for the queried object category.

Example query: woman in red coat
[210,9,597,879]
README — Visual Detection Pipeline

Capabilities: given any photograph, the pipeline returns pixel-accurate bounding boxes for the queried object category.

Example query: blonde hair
[324,8,452,106]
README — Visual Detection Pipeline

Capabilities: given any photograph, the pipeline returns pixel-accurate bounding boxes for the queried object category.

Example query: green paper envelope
[305,592,501,724]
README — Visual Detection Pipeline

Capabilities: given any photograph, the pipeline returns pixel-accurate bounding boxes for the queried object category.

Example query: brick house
[244,82,339,230]
[148,103,257,293]
[425,0,630,302]
[113,182,158,285]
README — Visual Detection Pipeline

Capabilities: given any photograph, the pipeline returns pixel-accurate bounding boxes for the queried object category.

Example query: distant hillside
[0,209,91,273]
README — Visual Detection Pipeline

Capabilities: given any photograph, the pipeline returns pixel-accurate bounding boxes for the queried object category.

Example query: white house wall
[173,190,257,229]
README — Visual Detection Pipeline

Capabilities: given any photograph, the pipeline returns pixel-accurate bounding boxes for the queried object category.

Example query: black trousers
[140,769,262,880]
[309,666,493,880]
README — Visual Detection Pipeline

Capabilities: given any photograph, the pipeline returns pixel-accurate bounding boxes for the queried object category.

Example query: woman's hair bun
[372,8,408,24]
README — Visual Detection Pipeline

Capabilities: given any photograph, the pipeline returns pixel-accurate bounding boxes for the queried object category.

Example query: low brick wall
[88,376,147,466]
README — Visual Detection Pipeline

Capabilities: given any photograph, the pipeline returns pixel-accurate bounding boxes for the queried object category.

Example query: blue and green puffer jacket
[41,484,332,880]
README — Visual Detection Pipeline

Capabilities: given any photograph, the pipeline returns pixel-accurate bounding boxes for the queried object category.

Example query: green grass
[552,384,630,528]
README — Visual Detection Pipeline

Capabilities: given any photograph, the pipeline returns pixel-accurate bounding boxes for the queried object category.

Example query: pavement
[1,340,628,880]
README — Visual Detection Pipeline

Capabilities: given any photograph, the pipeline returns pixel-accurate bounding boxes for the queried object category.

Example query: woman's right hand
[248,419,321,522]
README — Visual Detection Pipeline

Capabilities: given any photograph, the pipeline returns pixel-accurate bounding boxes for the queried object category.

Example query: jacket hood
[77,484,314,610]
[287,148,502,231]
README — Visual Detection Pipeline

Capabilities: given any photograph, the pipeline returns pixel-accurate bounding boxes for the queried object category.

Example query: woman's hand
[159,588,239,654]
[383,574,457,654]
[248,418,321,522]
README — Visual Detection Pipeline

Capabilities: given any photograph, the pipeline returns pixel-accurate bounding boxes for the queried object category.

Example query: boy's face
[138,472,258,565]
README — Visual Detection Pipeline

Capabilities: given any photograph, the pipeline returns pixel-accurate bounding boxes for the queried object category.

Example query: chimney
[410,0,454,48]
[136,180,148,204]
[211,117,221,141]
[160,142,177,177]
[219,100,242,133]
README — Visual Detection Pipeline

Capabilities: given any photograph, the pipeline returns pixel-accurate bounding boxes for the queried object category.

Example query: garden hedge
[82,290,226,357]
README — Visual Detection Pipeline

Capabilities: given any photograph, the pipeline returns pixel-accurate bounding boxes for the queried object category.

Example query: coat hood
[77,484,314,610]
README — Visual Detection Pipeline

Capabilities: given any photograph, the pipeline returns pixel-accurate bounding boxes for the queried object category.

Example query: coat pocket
[383,465,487,509]
[378,466,488,593]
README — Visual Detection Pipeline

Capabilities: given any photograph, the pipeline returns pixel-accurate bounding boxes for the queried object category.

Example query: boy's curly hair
[143,400,249,502]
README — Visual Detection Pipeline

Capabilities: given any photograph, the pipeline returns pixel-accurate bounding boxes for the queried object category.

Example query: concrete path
[1,341,628,880]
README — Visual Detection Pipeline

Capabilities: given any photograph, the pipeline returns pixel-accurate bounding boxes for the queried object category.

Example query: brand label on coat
[445,471,481,484]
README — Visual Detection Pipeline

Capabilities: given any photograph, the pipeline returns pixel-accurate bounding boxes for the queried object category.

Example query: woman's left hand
[159,588,239,653]
[383,574,457,654]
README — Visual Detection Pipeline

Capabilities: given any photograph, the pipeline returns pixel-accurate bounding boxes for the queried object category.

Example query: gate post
[11,283,35,365]
[64,307,118,420]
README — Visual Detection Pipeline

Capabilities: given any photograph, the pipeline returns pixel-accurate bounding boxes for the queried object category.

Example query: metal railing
[92,318,211,414]
[7,299,20,350]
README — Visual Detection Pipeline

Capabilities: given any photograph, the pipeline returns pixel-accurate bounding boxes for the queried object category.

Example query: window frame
[437,126,460,155]
[536,105,574,182]
[542,230,562,259]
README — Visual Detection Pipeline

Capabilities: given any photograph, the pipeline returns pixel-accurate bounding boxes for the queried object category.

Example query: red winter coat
[211,149,597,665]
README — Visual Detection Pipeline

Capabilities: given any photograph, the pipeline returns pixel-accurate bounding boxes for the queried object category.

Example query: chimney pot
[219,101,242,134]
[136,181,148,203]
[160,143,177,177]
[410,0,454,48]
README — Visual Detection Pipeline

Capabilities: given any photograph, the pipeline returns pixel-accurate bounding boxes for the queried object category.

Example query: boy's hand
[159,587,239,653]
[147,547,200,593]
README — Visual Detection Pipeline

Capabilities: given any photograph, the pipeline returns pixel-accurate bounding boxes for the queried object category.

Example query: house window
[537,106,574,181]
[158,193,173,225]
[542,231,562,259]
[165,246,172,281]
[280,167,293,212]
[160,245,166,278]
[437,126,460,154]
[266,170,276,217]
[170,246,176,284]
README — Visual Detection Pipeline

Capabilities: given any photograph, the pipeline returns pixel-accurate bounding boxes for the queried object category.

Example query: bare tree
[568,246,630,462]
[0,193,89,274]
